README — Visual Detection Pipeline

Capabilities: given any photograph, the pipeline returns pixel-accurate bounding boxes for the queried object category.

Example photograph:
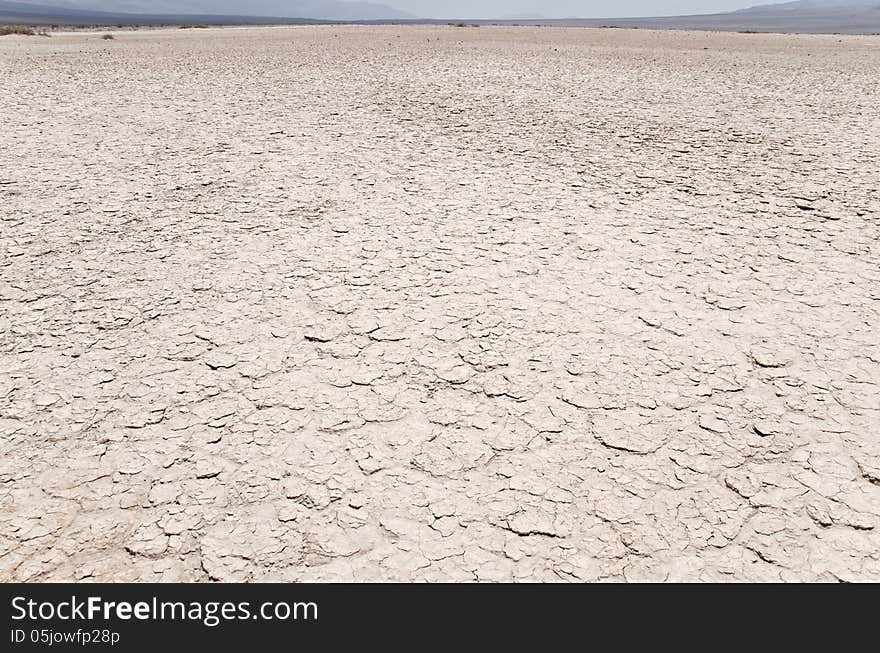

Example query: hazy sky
[52,1,777,20]
[385,2,763,19]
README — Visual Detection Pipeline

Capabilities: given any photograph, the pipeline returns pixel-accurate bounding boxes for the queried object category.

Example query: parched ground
[1,26,879,582]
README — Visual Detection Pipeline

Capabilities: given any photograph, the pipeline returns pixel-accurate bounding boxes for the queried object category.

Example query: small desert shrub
[102,33,115,40]
[180,24,209,29]
[0,25,36,36]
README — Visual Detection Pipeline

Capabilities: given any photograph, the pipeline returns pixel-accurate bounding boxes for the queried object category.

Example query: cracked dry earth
[1,26,879,583]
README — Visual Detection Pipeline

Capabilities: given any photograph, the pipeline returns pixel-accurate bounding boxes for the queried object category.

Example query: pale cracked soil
[1,26,879,582]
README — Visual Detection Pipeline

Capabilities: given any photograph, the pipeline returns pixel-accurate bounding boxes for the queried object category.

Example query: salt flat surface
[1,26,879,582]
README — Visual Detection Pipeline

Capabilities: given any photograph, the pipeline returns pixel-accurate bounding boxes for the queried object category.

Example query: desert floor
[1,26,879,582]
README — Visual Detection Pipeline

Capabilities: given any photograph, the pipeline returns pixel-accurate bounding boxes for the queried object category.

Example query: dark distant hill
[506,1,880,34]
[0,0,409,24]
[30,1,408,18]
[737,0,877,13]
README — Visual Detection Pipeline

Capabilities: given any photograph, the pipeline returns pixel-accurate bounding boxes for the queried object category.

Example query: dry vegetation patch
[0,25,35,36]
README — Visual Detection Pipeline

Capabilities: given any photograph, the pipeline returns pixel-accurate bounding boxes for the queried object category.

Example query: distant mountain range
[0,0,412,22]
[596,0,880,32]
[1,0,879,33]
[738,0,878,11]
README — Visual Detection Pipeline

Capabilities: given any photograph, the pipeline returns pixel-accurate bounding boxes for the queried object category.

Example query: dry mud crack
[1,26,878,582]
